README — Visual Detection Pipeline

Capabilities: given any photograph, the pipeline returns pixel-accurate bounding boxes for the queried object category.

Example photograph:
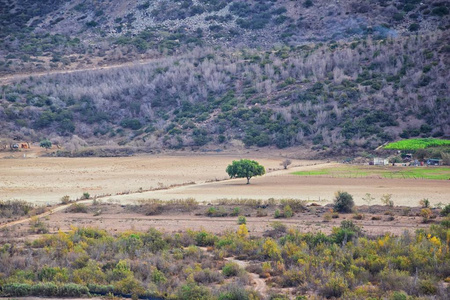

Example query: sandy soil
[107,165,450,207]
[0,201,437,244]
[0,153,448,207]
[0,154,320,205]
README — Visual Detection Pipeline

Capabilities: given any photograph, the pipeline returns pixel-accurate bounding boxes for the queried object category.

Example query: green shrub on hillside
[333,191,354,213]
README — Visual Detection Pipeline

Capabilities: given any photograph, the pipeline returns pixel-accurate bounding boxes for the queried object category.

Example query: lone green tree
[39,139,52,150]
[226,159,265,184]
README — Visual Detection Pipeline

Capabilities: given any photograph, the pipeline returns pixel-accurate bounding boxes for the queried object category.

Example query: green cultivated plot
[293,165,450,180]
[384,138,450,150]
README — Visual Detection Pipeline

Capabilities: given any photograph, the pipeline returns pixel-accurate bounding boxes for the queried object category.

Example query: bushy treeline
[1,32,448,154]
[1,221,449,299]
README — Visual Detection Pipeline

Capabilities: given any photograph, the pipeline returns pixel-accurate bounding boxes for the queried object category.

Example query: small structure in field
[10,142,30,150]
[402,153,413,162]
[373,157,389,166]
[410,159,420,167]
[426,159,443,166]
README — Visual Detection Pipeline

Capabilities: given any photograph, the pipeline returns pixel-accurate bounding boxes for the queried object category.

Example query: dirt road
[225,257,267,297]
[0,58,159,85]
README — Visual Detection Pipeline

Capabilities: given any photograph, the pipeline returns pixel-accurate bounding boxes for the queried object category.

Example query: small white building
[373,157,389,166]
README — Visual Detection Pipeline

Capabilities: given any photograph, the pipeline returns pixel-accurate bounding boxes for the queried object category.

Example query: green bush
[440,204,450,216]
[408,23,419,32]
[230,207,240,216]
[440,217,450,228]
[283,205,293,218]
[303,0,313,8]
[279,199,306,212]
[30,282,58,296]
[222,262,240,277]
[279,269,304,287]
[206,206,227,217]
[218,284,254,300]
[274,209,281,218]
[390,291,408,300]
[120,118,142,130]
[177,282,211,300]
[418,279,437,295]
[57,283,89,297]
[319,275,348,298]
[87,284,115,295]
[67,203,88,213]
[432,6,449,16]
[195,230,217,246]
[333,221,361,244]
[60,195,72,204]
[2,283,32,296]
[237,216,246,225]
[333,191,354,213]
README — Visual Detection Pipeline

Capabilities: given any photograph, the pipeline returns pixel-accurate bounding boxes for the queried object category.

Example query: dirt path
[225,257,267,297]
[0,57,160,85]
[199,247,267,297]
[0,199,93,230]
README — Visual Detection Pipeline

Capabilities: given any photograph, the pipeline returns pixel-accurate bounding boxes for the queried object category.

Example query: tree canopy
[226,159,265,184]
[39,139,52,150]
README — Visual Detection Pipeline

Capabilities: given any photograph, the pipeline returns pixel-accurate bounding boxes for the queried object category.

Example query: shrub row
[1,283,88,297]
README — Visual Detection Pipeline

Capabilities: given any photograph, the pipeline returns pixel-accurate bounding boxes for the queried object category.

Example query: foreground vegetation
[293,165,450,180]
[1,219,449,299]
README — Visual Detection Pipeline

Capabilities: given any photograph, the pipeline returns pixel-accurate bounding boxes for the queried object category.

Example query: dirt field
[0,153,449,207]
[1,153,313,205]
[113,172,449,207]
[0,200,439,243]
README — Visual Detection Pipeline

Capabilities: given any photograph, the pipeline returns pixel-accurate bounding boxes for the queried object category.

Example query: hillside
[1,0,449,75]
[0,0,449,156]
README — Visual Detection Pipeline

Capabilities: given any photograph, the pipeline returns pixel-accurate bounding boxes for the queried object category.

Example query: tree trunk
[247,177,250,184]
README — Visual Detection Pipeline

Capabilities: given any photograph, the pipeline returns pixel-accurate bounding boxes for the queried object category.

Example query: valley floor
[0,152,448,206]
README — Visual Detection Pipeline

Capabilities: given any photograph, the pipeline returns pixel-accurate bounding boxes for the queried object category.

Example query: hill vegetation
[1,0,449,75]
[0,0,449,154]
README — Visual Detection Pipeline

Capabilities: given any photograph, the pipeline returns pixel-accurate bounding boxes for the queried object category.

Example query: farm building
[426,159,443,166]
[373,157,389,166]
[9,142,31,150]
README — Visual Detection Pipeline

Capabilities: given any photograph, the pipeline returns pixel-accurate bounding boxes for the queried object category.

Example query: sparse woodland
[1,34,449,155]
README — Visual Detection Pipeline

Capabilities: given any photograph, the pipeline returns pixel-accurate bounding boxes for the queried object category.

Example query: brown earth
[0,200,441,243]
[115,172,449,207]
[0,153,322,205]
[1,153,448,208]
[0,152,449,244]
